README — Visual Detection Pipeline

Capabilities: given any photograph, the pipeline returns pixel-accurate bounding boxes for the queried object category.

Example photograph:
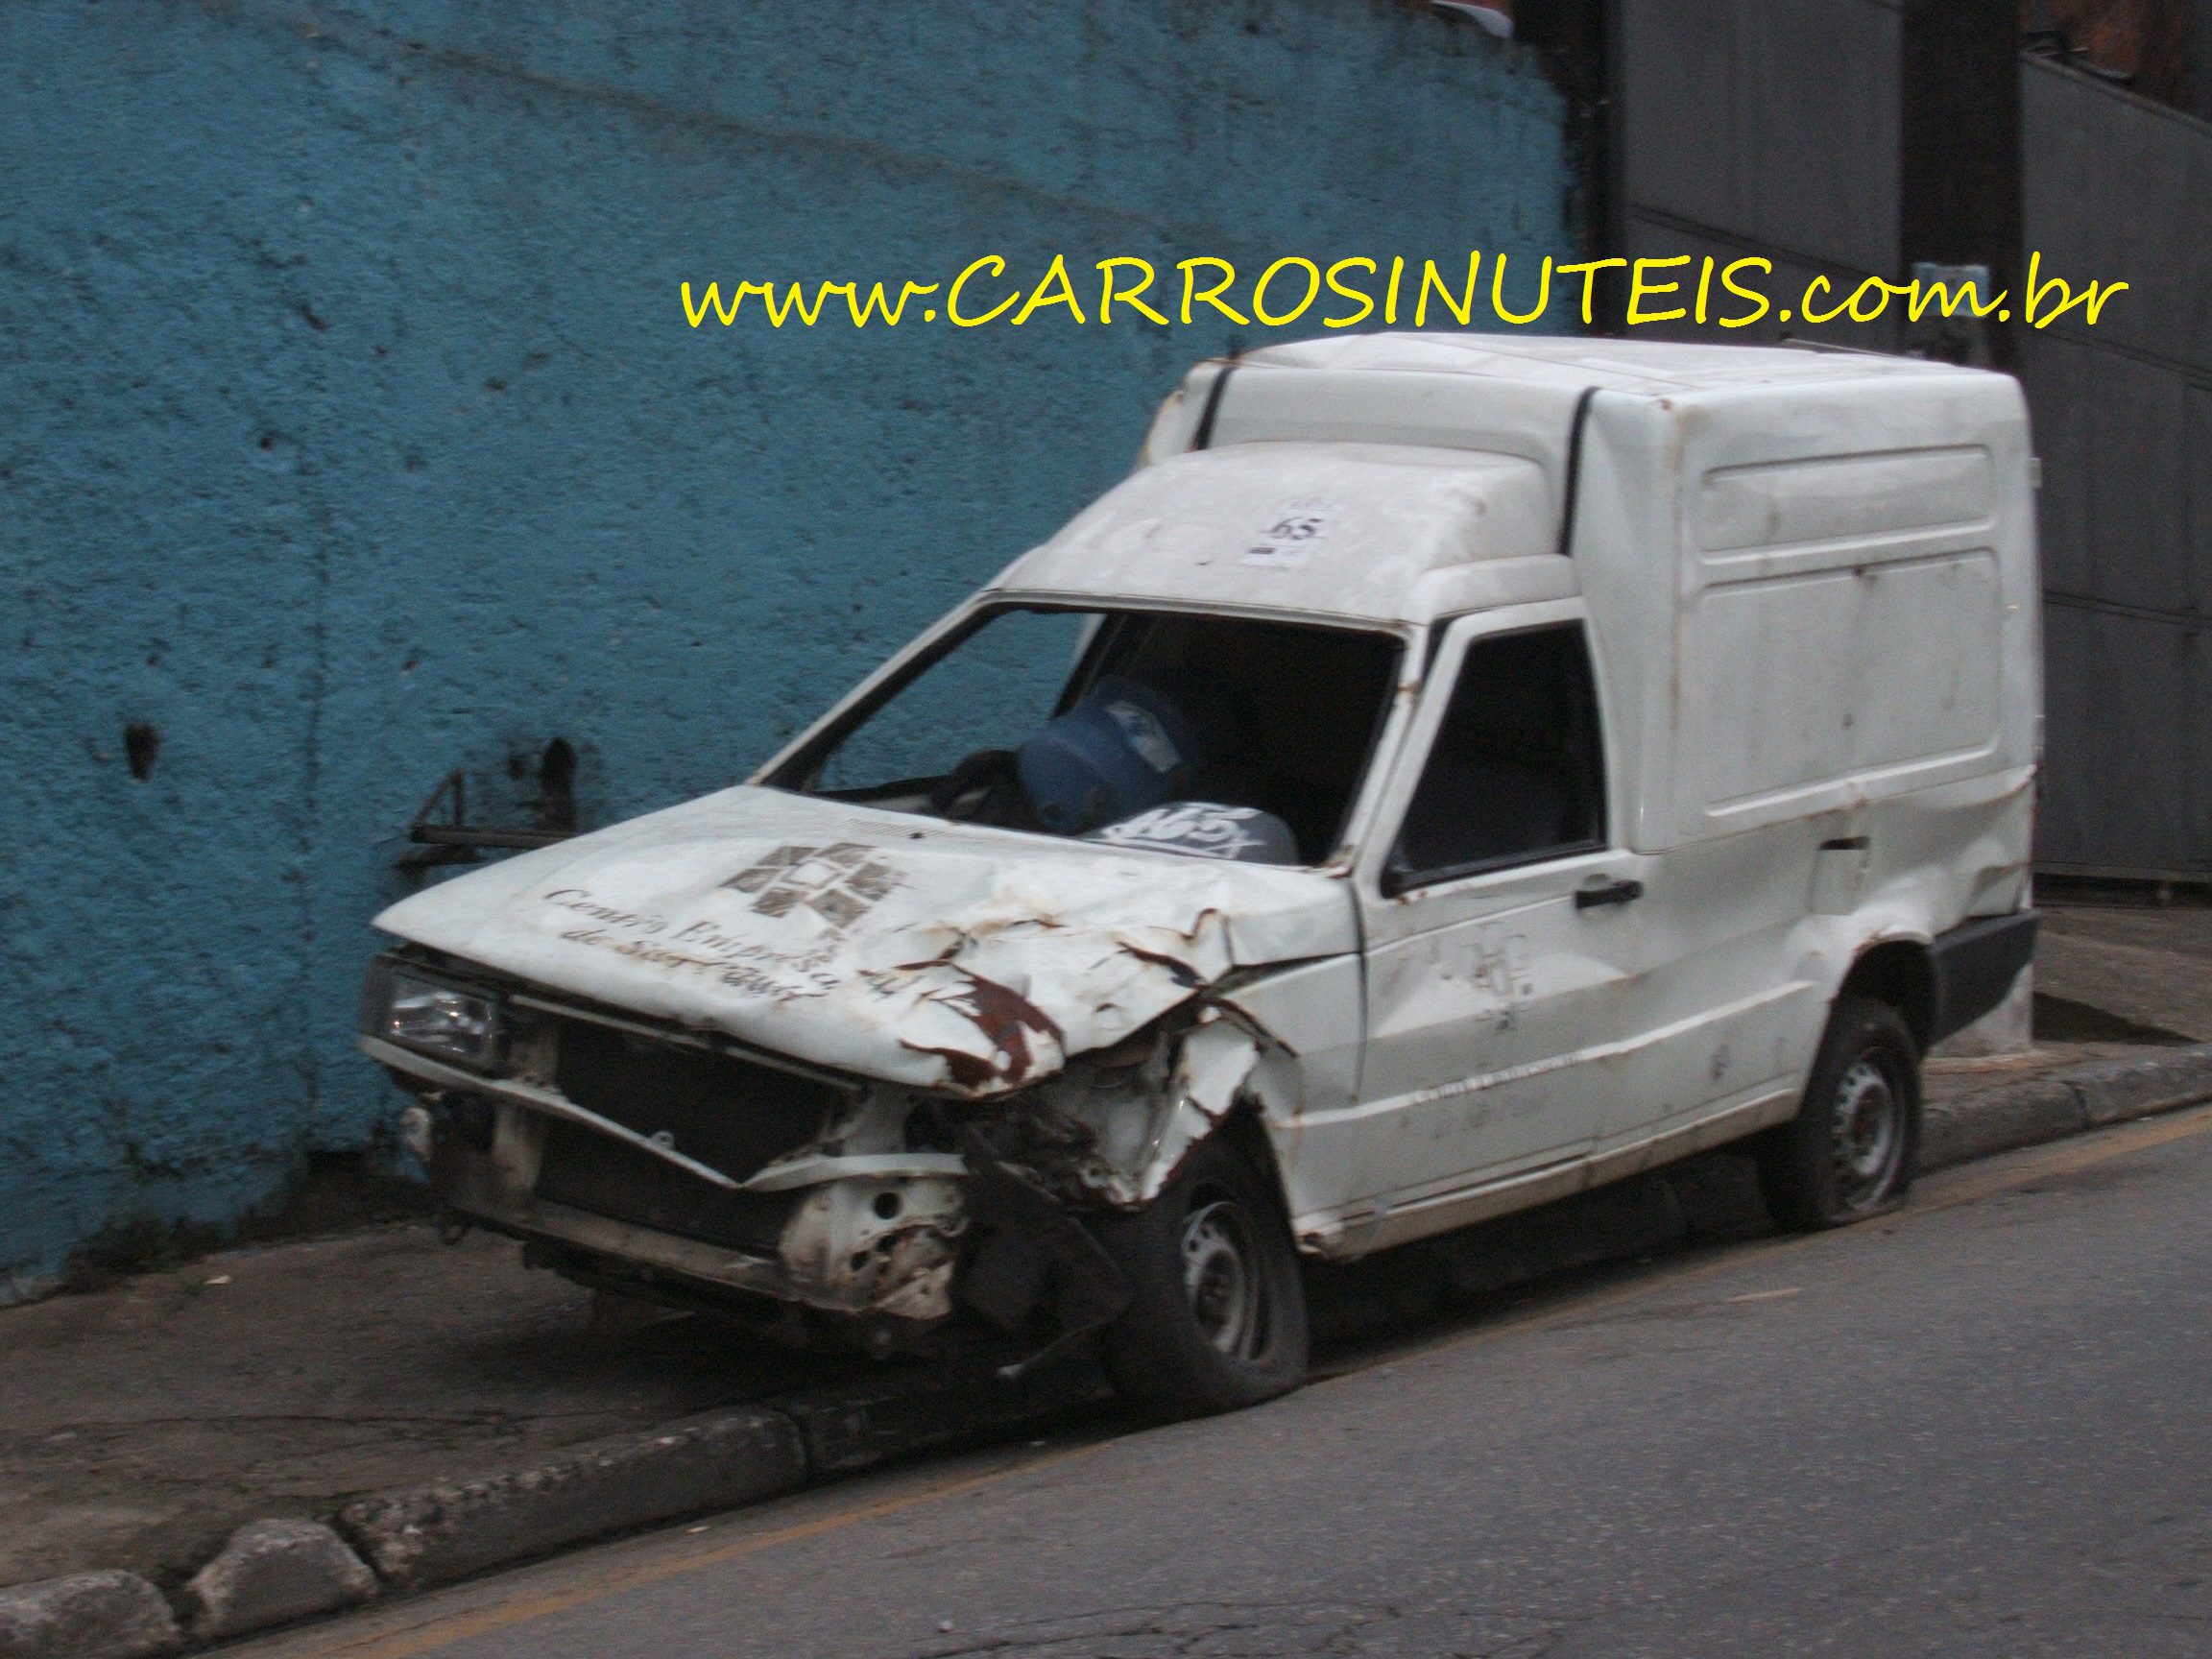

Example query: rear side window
[1387,623,1606,891]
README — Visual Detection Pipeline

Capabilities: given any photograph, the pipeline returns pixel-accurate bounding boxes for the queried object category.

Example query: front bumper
[363,993,973,1324]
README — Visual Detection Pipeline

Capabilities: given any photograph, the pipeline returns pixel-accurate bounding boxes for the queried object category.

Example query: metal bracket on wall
[398,768,574,872]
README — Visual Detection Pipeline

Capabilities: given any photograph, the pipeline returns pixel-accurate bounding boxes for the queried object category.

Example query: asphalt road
[242,1107,2212,1659]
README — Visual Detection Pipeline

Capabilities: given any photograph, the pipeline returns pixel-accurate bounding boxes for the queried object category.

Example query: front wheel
[1759,995,1921,1231]
[1092,1132,1309,1421]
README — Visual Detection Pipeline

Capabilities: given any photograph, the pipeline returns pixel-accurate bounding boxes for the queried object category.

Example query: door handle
[1575,878,1644,910]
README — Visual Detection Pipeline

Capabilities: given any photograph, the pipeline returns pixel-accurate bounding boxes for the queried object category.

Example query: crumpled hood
[373,786,1354,1095]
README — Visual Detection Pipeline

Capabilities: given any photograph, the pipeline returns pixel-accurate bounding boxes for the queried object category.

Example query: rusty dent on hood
[372,785,1355,1103]
[891,960,1068,1094]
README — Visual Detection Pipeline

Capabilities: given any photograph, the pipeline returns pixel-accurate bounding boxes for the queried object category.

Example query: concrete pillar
[1932,966,2036,1058]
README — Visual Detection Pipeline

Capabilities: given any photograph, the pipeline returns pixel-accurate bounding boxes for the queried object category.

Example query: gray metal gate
[2019,56,2212,879]
[1578,0,2212,879]
[1614,0,1906,353]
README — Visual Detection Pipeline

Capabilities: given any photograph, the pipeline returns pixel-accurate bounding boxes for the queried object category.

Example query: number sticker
[1240,499,1338,570]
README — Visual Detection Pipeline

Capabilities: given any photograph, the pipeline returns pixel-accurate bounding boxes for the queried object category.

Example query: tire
[1092,1131,1310,1421]
[1759,994,1922,1231]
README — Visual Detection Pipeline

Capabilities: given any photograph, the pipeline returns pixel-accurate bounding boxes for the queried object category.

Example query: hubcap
[1181,1196,1267,1359]
[1829,1054,1902,1211]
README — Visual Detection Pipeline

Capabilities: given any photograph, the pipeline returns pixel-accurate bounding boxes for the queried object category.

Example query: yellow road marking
[1912,1100,2212,1214]
[265,1098,2212,1659]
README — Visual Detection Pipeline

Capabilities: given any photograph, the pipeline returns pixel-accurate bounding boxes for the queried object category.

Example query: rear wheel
[1759,994,1921,1230]
[1093,1132,1309,1421]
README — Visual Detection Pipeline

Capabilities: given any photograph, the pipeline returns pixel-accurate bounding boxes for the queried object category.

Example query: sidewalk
[0,1225,855,1595]
[6,900,2210,1652]
[2035,896,2212,1042]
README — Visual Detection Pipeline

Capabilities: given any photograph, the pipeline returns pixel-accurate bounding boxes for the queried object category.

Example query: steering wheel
[926,749,1025,824]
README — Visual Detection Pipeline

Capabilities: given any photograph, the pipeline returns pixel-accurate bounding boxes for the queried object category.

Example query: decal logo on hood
[724,842,902,931]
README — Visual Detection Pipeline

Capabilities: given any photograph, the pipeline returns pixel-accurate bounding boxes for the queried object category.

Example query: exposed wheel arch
[1215,1099,1296,1214]
[1838,939,1936,1053]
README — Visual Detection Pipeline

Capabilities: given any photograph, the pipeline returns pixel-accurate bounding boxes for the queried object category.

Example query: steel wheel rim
[1181,1196,1266,1359]
[1830,1053,1902,1211]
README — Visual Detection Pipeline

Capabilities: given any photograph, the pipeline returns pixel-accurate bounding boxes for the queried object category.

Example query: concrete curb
[774,1356,1112,1478]
[324,1358,1108,1600]
[13,1041,2212,1654]
[0,1364,1110,1652]
[334,1406,807,1592]
[1920,1043,2212,1171]
[179,1523,375,1645]
[0,1572,180,1659]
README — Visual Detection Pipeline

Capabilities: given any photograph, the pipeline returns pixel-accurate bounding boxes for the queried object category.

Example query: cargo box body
[1113,334,2038,1252]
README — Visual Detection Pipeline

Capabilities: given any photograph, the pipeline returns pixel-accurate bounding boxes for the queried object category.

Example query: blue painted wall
[0,0,1573,1298]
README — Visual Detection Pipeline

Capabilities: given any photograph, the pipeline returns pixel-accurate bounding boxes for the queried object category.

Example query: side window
[1386,623,1606,891]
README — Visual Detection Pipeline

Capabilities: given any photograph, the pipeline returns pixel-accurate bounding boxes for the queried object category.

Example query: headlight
[364,959,505,1070]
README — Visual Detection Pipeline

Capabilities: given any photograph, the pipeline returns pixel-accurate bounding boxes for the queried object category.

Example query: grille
[531,1017,842,1256]
[535,1121,802,1256]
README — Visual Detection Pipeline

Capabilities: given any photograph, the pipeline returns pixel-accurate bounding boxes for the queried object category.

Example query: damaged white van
[362,334,2040,1419]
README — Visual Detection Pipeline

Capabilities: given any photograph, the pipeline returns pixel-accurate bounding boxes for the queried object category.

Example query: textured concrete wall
[0,0,1572,1297]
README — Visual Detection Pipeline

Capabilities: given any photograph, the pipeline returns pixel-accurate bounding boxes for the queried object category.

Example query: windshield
[765,606,1403,865]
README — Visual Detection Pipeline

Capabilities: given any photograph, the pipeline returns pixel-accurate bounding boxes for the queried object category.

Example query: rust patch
[902,1043,1001,1092]
[1166,905,1226,946]
[1212,996,1299,1057]
[894,962,1067,1093]
[1118,943,1205,990]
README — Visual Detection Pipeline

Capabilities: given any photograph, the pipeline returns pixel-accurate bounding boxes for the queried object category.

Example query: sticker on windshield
[1241,500,1337,570]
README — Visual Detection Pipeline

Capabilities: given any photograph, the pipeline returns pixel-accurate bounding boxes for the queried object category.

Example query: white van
[362,333,2040,1419]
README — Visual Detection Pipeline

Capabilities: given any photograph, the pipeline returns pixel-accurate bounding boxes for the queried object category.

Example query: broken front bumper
[358,940,1259,1346]
[362,980,975,1325]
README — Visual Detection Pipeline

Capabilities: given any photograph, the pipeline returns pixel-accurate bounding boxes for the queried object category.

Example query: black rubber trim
[1574,878,1644,910]
[1191,362,1238,450]
[1928,908,2039,1043]
[1556,386,1599,557]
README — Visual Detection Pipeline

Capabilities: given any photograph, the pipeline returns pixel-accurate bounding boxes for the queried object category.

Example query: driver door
[1349,607,1664,1234]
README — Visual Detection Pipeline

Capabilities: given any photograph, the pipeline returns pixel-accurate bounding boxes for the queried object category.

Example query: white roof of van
[995,441,1569,626]
[991,333,2010,627]
[1240,332,1967,393]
